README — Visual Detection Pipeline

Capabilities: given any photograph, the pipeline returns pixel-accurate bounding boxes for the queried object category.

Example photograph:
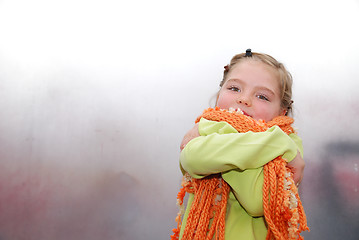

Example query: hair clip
[245,49,252,57]
[285,100,294,116]
[287,100,294,110]
[224,65,229,71]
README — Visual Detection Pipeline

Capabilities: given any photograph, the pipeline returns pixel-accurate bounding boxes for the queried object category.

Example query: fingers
[287,150,305,186]
[180,124,200,151]
[180,132,196,150]
[296,175,303,187]
[180,139,189,151]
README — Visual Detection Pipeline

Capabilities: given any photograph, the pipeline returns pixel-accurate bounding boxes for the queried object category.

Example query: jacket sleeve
[180,118,302,179]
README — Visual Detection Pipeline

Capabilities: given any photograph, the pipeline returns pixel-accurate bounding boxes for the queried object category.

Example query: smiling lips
[228,107,252,118]
[242,110,251,117]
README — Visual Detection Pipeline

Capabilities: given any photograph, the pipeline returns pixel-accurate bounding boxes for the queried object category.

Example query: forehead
[226,60,280,91]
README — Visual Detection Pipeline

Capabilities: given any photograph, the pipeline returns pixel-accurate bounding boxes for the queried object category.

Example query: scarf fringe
[171,107,309,240]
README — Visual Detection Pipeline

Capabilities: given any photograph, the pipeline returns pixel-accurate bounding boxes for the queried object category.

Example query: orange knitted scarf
[171,107,309,240]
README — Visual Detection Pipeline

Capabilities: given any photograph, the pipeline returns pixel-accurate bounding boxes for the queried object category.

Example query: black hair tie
[245,49,252,57]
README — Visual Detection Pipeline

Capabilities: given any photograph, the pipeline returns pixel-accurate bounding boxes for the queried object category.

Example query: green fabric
[179,118,303,240]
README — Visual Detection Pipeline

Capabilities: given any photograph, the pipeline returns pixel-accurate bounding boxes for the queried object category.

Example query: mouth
[228,107,252,117]
[242,110,252,117]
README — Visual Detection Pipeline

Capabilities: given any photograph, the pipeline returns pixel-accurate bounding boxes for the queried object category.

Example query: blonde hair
[220,51,294,116]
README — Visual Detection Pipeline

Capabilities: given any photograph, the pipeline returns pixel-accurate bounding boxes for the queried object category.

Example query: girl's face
[217,60,285,122]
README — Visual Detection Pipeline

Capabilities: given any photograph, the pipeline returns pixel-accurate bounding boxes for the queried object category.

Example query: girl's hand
[287,150,305,186]
[180,123,200,151]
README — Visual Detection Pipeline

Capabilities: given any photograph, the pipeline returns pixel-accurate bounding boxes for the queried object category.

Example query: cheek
[256,105,270,116]
[255,103,281,121]
[216,94,231,108]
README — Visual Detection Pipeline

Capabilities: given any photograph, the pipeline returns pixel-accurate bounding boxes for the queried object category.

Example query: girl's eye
[228,86,240,92]
[257,94,269,101]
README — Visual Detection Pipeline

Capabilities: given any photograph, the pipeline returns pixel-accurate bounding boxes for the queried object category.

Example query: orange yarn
[171,107,309,240]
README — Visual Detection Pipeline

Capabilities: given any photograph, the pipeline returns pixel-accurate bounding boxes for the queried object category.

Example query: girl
[172,49,308,240]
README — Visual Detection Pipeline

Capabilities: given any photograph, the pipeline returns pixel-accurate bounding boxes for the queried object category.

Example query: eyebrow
[226,78,276,96]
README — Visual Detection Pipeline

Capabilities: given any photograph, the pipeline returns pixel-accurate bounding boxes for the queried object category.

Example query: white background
[1,0,358,239]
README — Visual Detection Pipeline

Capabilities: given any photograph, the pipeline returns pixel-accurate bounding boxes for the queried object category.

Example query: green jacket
[179,118,303,240]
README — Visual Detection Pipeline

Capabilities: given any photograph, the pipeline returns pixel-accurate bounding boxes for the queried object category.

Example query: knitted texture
[171,107,309,240]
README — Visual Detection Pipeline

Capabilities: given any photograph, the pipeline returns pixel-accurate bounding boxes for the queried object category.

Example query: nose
[237,95,251,106]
